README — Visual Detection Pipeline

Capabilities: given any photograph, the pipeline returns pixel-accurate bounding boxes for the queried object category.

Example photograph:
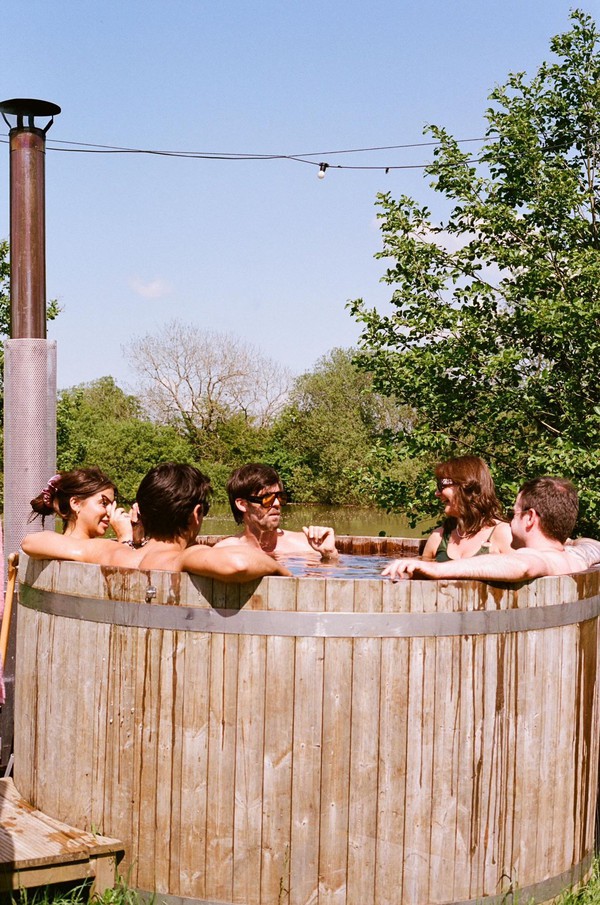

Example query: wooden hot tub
[13,544,600,905]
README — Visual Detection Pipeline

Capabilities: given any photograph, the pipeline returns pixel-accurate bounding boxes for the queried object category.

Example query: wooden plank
[90,622,111,841]
[289,579,325,905]
[164,632,189,895]
[153,630,180,894]
[71,618,101,833]
[13,607,40,801]
[261,578,297,905]
[347,579,382,905]
[0,778,123,890]
[178,631,211,899]
[133,628,161,893]
[401,579,437,905]
[374,579,410,905]
[318,579,354,905]
[205,631,238,902]
[233,632,267,905]
[427,631,460,902]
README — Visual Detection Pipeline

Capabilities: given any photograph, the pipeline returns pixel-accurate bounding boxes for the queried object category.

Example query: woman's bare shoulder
[489,520,513,553]
[421,526,444,560]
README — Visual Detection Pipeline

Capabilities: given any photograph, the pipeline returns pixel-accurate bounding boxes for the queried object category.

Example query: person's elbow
[21,534,52,560]
[218,549,283,581]
[21,534,41,558]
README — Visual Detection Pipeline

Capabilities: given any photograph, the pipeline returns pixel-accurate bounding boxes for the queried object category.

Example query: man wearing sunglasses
[215,463,339,560]
[383,476,600,582]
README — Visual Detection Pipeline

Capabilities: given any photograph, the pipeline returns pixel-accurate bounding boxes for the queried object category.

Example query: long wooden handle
[0,552,19,666]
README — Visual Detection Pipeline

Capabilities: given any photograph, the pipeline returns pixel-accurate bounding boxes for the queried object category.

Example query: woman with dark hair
[22,467,132,557]
[421,456,513,561]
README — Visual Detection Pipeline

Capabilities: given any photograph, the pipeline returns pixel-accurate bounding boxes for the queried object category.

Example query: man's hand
[302,526,339,560]
[382,558,439,580]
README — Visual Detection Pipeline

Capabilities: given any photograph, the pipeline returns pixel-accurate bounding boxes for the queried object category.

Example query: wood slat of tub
[334,536,424,557]
[13,607,38,801]
[134,628,162,892]
[289,579,325,905]
[318,578,354,904]
[427,632,459,901]
[155,630,182,894]
[233,630,267,905]
[178,631,211,899]
[261,577,297,905]
[102,626,136,853]
[373,580,409,905]
[347,579,382,905]
[73,617,100,832]
[206,623,239,901]
[535,579,563,879]
[402,579,438,904]
[36,611,60,816]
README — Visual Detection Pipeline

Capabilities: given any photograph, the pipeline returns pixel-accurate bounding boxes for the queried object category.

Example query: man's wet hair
[518,476,578,544]
[136,463,212,541]
[227,463,282,524]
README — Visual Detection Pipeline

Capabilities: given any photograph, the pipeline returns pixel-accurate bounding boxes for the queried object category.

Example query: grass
[3,877,144,905]
[558,859,600,904]
[4,860,600,905]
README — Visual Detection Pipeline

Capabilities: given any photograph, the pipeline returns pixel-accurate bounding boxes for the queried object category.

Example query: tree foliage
[57,377,199,503]
[349,10,600,533]
[268,348,411,504]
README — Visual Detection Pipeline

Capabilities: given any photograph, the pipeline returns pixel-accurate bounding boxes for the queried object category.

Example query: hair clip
[41,474,61,506]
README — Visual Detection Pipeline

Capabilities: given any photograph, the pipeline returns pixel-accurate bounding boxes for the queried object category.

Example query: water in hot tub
[279,553,399,579]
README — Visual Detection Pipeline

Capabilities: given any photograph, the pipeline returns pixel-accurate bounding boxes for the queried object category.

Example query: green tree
[268,348,410,505]
[349,10,600,533]
[57,377,202,503]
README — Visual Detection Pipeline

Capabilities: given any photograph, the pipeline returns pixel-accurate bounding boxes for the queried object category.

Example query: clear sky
[1,0,595,391]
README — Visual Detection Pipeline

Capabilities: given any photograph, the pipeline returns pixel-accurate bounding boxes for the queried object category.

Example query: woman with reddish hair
[421,456,513,561]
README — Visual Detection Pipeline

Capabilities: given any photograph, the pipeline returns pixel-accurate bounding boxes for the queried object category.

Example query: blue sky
[1,0,595,391]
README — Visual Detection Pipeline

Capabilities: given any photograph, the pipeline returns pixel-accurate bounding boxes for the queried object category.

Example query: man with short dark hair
[383,476,600,581]
[215,463,339,560]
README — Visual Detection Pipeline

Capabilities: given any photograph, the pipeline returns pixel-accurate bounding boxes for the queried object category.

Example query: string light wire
[0,132,490,171]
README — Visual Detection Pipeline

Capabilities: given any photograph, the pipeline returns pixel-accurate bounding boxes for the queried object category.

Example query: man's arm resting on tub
[382,542,600,582]
[179,544,291,580]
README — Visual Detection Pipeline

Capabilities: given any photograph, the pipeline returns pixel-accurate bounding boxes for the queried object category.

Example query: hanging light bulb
[317,162,328,179]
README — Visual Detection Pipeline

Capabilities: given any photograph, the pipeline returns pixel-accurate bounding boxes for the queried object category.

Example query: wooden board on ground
[0,777,123,894]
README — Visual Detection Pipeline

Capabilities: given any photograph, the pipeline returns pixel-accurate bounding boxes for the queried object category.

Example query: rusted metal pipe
[0,98,61,338]
[9,127,47,337]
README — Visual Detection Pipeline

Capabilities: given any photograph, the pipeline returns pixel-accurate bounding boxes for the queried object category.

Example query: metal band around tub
[19,585,600,638]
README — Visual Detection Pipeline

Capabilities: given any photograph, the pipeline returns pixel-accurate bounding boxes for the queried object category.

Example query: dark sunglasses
[436,478,458,491]
[246,490,288,508]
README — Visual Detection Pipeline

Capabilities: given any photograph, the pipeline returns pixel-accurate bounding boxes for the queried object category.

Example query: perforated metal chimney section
[4,339,57,553]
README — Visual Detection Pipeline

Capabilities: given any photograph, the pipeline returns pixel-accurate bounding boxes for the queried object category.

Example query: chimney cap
[0,98,61,117]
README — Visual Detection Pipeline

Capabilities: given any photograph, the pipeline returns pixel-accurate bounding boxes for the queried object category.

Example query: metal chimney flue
[1,98,61,767]
[0,98,61,337]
